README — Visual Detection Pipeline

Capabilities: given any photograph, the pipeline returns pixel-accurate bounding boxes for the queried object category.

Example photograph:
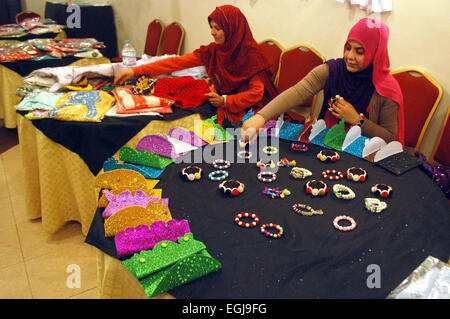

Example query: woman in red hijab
[242,18,405,145]
[114,5,278,126]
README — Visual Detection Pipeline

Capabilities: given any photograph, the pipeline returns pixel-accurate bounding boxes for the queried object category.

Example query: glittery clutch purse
[324,119,347,151]
[189,121,215,144]
[168,127,208,147]
[119,146,174,169]
[115,219,190,258]
[103,157,166,179]
[122,233,222,298]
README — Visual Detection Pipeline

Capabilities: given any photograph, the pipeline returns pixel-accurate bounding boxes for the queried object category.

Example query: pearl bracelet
[332,184,356,200]
[257,171,277,183]
[235,212,259,228]
[371,184,392,198]
[181,166,203,181]
[322,169,344,180]
[305,180,329,196]
[345,167,367,182]
[292,203,324,216]
[237,150,252,159]
[219,179,245,196]
[256,159,276,170]
[290,167,312,179]
[364,198,387,213]
[333,215,357,231]
[260,223,284,239]
[262,146,278,155]
[212,159,231,169]
[208,170,229,181]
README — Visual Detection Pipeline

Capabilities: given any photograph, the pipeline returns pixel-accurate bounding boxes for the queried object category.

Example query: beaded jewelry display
[262,146,278,155]
[305,180,329,196]
[322,169,344,180]
[237,150,252,159]
[219,179,245,196]
[292,203,324,216]
[317,149,340,162]
[364,198,388,213]
[277,158,296,167]
[291,143,308,152]
[332,184,356,200]
[256,159,276,170]
[263,187,291,198]
[212,159,231,169]
[260,223,284,239]
[208,170,229,181]
[371,184,393,198]
[333,215,356,231]
[235,212,259,228]
[290,167,312,179]
[345,167,367,182]
[181,166,203,181]
[257,172,277,183]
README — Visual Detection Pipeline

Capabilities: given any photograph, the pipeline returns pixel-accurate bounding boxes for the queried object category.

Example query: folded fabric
[114,86,174,115]
[122,233,222,298]
[103,157,166,179]
[115,219,190,258]
[119,146,174,169]
[14,90,64,111]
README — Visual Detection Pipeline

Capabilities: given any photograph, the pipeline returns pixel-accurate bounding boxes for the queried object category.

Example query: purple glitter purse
[416,151,449,198]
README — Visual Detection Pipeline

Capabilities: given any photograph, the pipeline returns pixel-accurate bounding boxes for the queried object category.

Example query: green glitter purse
[119,146,174,169]
[122,233,222,298]
[324,119,347,151]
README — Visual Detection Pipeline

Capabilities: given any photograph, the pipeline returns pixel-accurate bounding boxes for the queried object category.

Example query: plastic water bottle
[122,40,136,67]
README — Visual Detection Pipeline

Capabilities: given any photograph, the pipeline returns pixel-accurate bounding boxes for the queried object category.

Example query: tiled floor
[0,143,99,299]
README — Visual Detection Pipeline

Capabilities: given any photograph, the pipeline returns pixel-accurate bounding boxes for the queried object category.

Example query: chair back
[392,68,443,152]
[258,39,284,82]
[430,106,450,166]
[144,19,164,56]
[275,44,325,123]
[160,22,185,55]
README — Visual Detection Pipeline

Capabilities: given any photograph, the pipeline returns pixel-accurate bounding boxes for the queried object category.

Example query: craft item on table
[131,75,156,95]
[276,119,304,142]
[364,198,388,213]
[0,24,26,37]
[181,166,203,181]
[297,120,314,143]
[212,159,231,170]
[324,119,347,151]
[305,180,329,196]
[277,158,296,167]
[38,38,106,58]
[263,187,291,199]
[114,86,174,115]
[291,143,308,152]
[115,219,190,258]
[14,90,64,111]
[152,76,211,108]
[204,115,235,141]
[332,184,356,200]
[235,213,259,228]
[345,167,367,182]
[308,119,330,148]
[237,150,252,159]
[327,94,342,112]
[218,179,245,196]
[340,125,370,158]
[102,189,152,218]
[208,170,229,181]
[168,127,208,147]
[317,149,340,163]
[189,121,215,144]
[375,151,424,176]
[371,184,393,198]
[239,138,248,148]
[292,203,324,216]
[257,172,277,183]
[103,157,166,179]
[121,233,222,298]
[64,77,93,91]
[362,137,403,163]
[104,198,171,237]
[260,223,284,239]
[262,146,278,155]
[16,86,34,97]
[256,159,276,170]
[290,167,312,179]
[0,41,42,62]
[136,134,197,159]
[119,146,174,169]
[322,169,344,180]
[333,215,357,232]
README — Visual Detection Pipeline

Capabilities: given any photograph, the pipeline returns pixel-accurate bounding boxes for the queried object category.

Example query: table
[86,137,450,299]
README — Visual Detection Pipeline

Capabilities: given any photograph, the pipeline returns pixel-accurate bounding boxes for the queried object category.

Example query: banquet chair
[429,106,450,166]
[144,19,165,56]
[258,38,284,83]
[275,44,326,123]
[160,22,185,56]
[391,67,443,153]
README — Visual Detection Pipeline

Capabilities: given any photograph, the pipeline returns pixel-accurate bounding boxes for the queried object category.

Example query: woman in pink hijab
[242,18,405,145]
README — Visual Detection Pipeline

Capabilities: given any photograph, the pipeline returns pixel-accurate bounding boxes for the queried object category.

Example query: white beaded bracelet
[364,198,387,213]
[332,184,356,200]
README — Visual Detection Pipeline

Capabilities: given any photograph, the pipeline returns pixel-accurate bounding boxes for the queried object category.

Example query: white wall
[23,0,450,158]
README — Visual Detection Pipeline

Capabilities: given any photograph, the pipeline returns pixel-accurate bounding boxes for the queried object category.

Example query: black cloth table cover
[1,56,81,77]
[85,137,450,299]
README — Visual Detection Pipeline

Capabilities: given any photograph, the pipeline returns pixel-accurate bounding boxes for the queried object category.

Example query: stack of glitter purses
[119,146,174,169]
[122,233,222,298]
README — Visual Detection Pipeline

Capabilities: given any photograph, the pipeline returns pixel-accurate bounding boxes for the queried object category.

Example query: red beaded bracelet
[260,223,284,239]
[305,180,329,196]
[235,212,259,228]
[321,169,344,180]
[345,167,367,182]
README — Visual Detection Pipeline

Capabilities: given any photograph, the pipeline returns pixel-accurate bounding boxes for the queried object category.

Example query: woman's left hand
[330,97,361,126]
[205,92,225,108]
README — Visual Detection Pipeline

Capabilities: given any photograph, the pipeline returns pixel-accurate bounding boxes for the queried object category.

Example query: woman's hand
[205,92,225,108]
[330,97,361,125]
[240,113,266,143]
[113,69,135,85]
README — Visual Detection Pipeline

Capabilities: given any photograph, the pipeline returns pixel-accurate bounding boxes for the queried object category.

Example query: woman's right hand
[113,68,135,85]
[241,113,266,143]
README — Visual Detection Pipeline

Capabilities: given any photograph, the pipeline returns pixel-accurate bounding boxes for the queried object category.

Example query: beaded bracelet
[208,170,229,181]
[332,184,356,200]
[322,169,344,180]
[219,179,245,196]
[181,166,203,181]
[263,187,291,199]
[235,212,259,228]
[305,180,329,196]
[371,184,392,198]
[364,198,387,213]
[333,215,357,231]
[257,171,277,183]
[256,159,276,170]
[260,223,284,239]
[290,167,312,179]
[237,150,253,159]
[292,203,324,216]
[262,146,278,155]
[317,150,340,162]
[345,167,367,182]
[291,143,308,152]
[212,159,231,169]
[277,158,296,167]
